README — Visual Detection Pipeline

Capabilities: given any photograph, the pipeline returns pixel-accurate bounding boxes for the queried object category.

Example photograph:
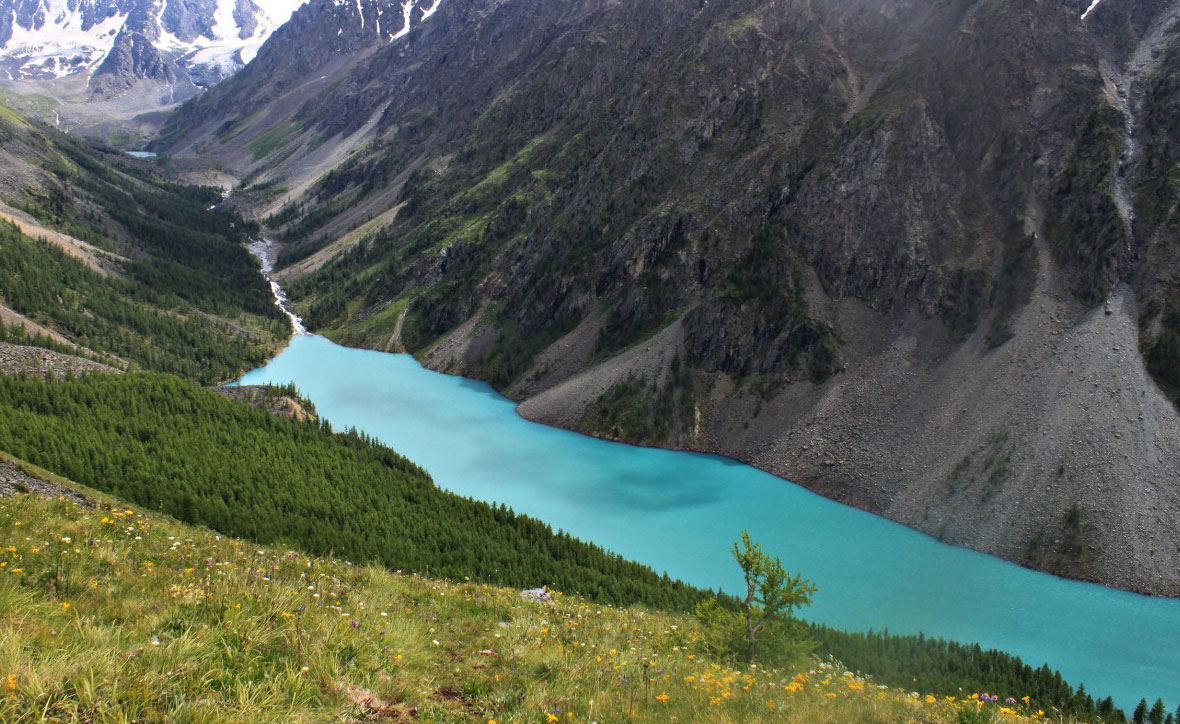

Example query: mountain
[0,0,306,140]
[154,0,1180,595]
[0,101,287,380]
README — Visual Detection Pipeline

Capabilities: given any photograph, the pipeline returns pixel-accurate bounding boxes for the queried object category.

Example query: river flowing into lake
[249,240,308,336]
[236,254,1180,711]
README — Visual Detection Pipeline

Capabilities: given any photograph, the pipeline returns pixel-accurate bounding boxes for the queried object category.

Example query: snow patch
[3,6,128,78]
[390,0,413,40]
[2,0,302,83]
[209,0,241,41]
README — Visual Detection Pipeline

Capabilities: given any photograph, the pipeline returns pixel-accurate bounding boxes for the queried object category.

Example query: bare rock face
[158,0,1180,594]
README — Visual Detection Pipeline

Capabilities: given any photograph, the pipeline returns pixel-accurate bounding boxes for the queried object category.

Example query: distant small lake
[238,334,1180,712]
[125,151,157,158]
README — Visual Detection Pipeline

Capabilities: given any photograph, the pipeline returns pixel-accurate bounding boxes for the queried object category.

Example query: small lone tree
[1134,698,1148,724]
[732,530,817,664]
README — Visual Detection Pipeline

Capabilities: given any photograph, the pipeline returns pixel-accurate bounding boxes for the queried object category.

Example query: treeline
[810,627,1127,722]
[0,371,1139,720]
[0,222,279,383]
[0,372,711,611]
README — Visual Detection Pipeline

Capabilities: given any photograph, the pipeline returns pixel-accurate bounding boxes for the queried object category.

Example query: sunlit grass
[0,491,1090,723]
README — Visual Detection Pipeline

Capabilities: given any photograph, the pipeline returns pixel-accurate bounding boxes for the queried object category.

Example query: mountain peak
[0,0,306,98]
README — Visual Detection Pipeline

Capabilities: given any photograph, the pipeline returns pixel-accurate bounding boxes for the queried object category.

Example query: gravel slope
[505,243,1180,596]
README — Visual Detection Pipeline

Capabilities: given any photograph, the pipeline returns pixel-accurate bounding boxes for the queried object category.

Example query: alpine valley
[3,0,1180,719]
[148,0,1180,595]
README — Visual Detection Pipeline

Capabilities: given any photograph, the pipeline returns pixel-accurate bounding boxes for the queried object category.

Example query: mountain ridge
[0,0,307,140]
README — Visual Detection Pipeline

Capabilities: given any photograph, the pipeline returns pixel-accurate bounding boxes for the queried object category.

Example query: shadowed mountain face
[157,0,1180,595]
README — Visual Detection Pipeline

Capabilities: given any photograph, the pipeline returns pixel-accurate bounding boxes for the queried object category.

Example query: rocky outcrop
[0,343,121,378]
[0,455,92,506]
[212,384,318,423]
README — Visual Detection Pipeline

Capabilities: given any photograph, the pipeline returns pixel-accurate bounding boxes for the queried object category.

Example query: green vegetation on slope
[1137,41,1180,408]
[1045,104,1128,305]
[0,103,285,383]
[0,487,1124,724]
[0,223,279,383]
[10,128,278,321]
[812,628,1123,722]
[0,373,1135,720]
[0,372,710,611]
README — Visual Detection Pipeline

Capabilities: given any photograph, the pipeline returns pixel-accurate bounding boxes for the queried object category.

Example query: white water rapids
[249,239,309,336]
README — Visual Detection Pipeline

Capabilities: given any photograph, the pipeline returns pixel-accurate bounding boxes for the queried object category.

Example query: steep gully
[1091,1,1180,236]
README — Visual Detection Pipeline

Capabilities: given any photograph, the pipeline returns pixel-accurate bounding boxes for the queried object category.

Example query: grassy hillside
[0,372,713,612]
[1,486,1104,724]
[0,372,1136,720]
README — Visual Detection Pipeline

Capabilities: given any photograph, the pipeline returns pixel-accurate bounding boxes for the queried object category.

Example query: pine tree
[732,530,817,664]
[1150,699,1167,724]
[1135,698,1149,724]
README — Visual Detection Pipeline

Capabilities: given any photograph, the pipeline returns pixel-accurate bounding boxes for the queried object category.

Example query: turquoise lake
[238,333,1180,712]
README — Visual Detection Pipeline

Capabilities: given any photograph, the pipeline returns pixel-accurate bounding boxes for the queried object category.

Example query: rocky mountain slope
[155,0,1180,595]
[0,0,305,140]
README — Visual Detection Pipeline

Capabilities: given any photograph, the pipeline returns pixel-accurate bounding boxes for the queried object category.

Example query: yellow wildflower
[655,693,670,703]
[546,713,559,723]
